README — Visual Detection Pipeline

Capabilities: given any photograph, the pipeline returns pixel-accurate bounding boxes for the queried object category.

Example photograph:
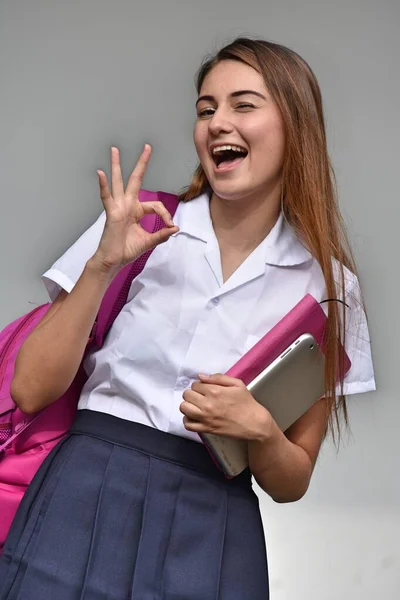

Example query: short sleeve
[340,269,376,396]
[42,212,106,301]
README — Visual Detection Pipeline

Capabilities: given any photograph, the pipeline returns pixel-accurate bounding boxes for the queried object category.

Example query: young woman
[0,38,375,599]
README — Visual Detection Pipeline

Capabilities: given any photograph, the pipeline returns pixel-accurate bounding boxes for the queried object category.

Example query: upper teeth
[212,145,246,154]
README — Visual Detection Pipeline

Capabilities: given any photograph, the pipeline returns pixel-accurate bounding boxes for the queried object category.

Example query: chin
[209,180,257,202]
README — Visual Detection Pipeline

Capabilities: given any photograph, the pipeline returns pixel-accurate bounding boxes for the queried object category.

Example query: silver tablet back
[202,334,326,477]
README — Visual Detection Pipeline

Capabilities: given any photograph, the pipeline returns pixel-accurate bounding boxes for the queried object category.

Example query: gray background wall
[0,0,398,597]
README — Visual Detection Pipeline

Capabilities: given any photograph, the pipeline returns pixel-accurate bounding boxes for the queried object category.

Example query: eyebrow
[195,90,266,107]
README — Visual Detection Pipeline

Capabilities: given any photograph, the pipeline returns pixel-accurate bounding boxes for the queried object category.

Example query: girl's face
[194,60,286,204]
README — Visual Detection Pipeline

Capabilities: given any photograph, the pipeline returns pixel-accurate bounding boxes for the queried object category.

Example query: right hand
[92,145,179,274]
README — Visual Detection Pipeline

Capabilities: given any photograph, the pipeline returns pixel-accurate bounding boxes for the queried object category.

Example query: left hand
[180,373,272,441]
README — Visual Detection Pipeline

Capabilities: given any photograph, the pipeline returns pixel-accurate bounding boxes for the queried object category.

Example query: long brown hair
[181,38,359,439]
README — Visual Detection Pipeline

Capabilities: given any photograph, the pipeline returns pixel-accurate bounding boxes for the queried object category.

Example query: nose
[208,108,234,137]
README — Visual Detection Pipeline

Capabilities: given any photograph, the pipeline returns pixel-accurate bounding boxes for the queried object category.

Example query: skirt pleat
[0,410,269,600]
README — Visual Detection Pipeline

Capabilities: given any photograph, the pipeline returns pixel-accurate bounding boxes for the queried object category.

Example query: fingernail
[199,373,209,379]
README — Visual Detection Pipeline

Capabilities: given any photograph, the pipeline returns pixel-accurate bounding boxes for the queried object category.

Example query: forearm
[248,418,313,503]
[11,257,116,413]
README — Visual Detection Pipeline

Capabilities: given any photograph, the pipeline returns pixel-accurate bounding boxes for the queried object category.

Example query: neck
[210,183,281,254]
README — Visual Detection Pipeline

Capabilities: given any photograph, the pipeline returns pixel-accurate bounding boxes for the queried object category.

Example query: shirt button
[212,297,220,305]
[178,377,190,389]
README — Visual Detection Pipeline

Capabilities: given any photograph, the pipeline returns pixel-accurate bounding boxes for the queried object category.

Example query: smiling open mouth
[211,144,248,169]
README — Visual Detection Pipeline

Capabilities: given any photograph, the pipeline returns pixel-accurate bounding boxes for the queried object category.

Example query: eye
[197,107,215,118]
[235,103,255,111]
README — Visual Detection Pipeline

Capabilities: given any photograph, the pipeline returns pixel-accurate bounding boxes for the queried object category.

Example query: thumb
[147,225,179,248]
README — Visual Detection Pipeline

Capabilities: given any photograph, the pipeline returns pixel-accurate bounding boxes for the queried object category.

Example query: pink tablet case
[225,293,350,385]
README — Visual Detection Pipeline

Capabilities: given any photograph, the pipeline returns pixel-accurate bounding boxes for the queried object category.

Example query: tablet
[201,333,326,477]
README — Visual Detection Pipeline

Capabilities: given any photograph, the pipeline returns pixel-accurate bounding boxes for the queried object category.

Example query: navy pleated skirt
[0,410,269,599]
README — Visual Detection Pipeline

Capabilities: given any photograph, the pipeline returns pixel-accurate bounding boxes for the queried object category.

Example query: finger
[190,380,210,396]
[198,373,245,387]
[97,170,112,210]
[111,146,125,200]
[183,416,209,433]
[141,201,175,227]
[179,400,204,421]
[146,225,180,248]
[125,144,152,198]
[182,388,206,410]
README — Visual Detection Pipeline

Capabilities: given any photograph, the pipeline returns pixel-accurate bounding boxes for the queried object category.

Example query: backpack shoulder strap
[92,190,179,348]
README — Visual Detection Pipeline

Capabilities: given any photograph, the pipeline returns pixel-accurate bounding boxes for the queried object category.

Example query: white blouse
[42,193,375,442]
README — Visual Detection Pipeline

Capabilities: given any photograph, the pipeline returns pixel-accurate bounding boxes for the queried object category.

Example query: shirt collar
[174,193,312,267]
[262,212,312,266]
[173,193,214,243]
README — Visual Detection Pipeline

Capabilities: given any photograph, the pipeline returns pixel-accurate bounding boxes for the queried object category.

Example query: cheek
[249,118,285,162]
[193,122,207,158]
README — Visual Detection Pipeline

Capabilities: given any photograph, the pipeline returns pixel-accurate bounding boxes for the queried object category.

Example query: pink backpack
[0,190,179,555]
